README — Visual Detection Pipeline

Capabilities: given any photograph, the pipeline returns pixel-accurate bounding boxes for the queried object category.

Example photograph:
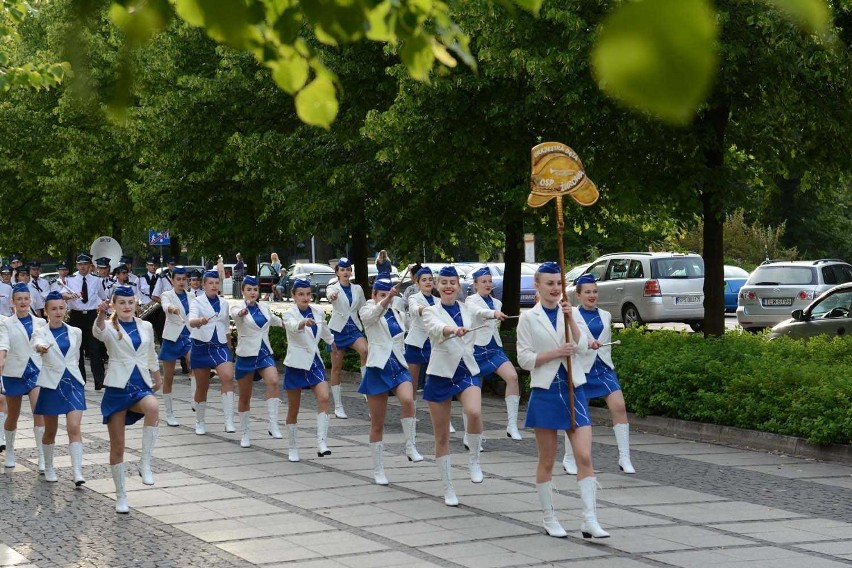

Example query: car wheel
[744,327,764,334]
[688,321,703,332]
[622,304,644,328]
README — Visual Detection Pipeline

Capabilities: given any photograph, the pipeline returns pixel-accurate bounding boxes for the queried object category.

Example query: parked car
[257,262,280,295]
[326,264,400,295]
[282,263,337,302]
[461,263,504,299]
[724,265,751,312]
[768,282,852,339]
[569,252,705,330]
[736,259,852,331]
[519,263,540,306]
[565,262,592,285]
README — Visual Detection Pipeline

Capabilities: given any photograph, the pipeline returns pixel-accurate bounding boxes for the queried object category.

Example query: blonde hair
[271,252,279,263]
[109,310,123,341]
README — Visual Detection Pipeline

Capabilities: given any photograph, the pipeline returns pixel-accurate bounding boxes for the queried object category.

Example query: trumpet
[139,300,162,321]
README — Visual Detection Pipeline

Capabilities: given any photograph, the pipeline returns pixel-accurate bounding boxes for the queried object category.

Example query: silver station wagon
[736,259,852,331]
[572,252,705,331]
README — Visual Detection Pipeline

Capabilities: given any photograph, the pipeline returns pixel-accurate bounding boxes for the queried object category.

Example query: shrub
[613,327,852,445]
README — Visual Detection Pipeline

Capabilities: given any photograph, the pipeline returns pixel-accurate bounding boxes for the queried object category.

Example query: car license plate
[763,298,793,306]
[675,296,701,305]
[520,294,535,302]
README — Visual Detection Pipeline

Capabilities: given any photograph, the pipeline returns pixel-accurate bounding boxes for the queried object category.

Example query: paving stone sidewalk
[3,377,852,568]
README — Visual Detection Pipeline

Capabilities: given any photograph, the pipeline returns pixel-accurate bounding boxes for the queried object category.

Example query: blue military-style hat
[95,257,111,269]
[9,252,22,262]
[113,285,135,297]
[537,261,561,274]
[471,267,490,281]
[146,255,159,264]
[438,266,459,278]
[76,253,92,263]
[336,257,352,269]
[29,260,41,268]
[372,274,393,291]
[172,265,186,275]
[56,261,68,270]
[292,278,311,290]
[44,291,64,303]
[574,273,596,286]
[120,255,133,264]
[243,275,258,286]
[1,264,12,273]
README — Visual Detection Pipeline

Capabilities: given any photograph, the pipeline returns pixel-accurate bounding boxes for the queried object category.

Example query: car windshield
[295,263,335,275]
[520,264,536,275]
[749,266,815,286]
[810,289,852,317]
[724,266,750,278]
[651,257,704,279]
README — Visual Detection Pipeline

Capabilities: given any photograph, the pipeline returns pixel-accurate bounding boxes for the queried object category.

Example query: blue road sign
[148,230,171,246]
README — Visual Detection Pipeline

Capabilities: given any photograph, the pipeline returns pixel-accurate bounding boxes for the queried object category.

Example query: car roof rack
[759,259,791,265]
[812,259,847,265]
[600,252,652,257]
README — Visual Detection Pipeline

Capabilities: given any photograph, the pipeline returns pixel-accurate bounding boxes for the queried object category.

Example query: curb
[590,407,852,465]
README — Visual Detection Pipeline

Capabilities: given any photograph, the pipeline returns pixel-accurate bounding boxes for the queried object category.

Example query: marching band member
[0,265,12,316]
[188,270,235,435]
[29,261,49,306]
[120,255,139,288]
[358,275,422,485]
[95,257,114,298]
[404,267,435,398]
[17,266,44,318]
[158,266,192,427]
[517,262,608,539]
[282,279,334,462]
[63,254,107,390]
[563,273,635,474]
[325,257,367,419]
[94,285,161,513]
[159,257,177,294]
[0,283,47,471]
[230,276,284,448]
[422,266,504,506]
[187,269,204,299]
[49,261,71,294]
[465,267,523,441]
[32,291,86,485]
[9,253,23,271]
[139,255,166,342]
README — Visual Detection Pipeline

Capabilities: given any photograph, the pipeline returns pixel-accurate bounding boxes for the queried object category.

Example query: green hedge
[612,328,852,445]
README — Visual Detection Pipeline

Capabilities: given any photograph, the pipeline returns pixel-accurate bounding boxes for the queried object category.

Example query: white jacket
[517,303,587,390]
[404,291,435,349]
[465,294,503,347]
[160,289,192,342]
[422,301,494,378]
[0,315,46,377]
[573,307,615,373]
[189,294,230,343]
[359,300,407,369]
[282,305,333,371]
[326,283,365,333]
[93,318,159,389]
[230,301,283,358]
[34,324,84,388]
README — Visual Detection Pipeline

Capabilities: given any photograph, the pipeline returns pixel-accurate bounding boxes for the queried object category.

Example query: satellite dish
[90,236,123,269]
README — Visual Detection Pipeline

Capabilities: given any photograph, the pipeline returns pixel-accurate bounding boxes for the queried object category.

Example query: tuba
[139,300,161,321]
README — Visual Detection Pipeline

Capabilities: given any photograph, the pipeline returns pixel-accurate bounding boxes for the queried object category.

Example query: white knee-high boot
[331,384,347,419]
[222,391,236,433]
[613,423,636,474]
[462,413,484,451]
[34,426,45,473]
[562,432,577,475]
[3,430,15,468]
[401,417,423,462]
[267,398,282,438]
[316,412,331,456]
[69,441,85,486]
[437,455,458,506]
[43,444,58,482]
[536,481,567,537]
[505,395,522,440]
[240,411,251,448]
[579,477,610,538]
[467,433,483,483]
[195,401,207,435]
[0,413,6,451]
[288,424,300,462]
[190,376,197,411]
[139,425,158,485]
[371,441,388,485]
[164,393,179,427]
[112,463,129,514]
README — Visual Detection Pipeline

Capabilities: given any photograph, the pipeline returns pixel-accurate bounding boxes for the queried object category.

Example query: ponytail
[109,310,123,341]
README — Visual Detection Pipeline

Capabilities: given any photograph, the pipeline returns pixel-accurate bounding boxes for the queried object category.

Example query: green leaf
[591,0,719,125]
[400,33,434,82]
[174,0,260,48]
[272,56,309,94]
[761,0,832,35]
[511,0,542,16]
[295,75,339,128]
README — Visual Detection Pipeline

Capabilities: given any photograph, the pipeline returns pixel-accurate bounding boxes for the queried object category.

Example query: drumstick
[598,340,621,347]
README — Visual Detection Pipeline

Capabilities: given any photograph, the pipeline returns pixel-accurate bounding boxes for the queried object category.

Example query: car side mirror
[791,309,804,321]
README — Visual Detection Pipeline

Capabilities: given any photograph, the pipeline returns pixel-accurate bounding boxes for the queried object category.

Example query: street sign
[148,230,171,246]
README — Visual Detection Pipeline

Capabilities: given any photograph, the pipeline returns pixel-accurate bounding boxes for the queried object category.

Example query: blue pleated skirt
[473,339,511,378]
[583,357,622,400]
[1,359,40,396]
[423,362,481,403]
[404,340,431,365]
[331,319,363,350]
[190,339,233,370]
[235,342,276,381]
[358,355,411,396]
[34,371,87,415]
[101,369,154,425]
[283,356,326,390]
[525,371,591,430]
[159,335,192,361]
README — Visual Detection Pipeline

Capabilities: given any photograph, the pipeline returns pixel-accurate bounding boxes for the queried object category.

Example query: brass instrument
[139,300,161,321]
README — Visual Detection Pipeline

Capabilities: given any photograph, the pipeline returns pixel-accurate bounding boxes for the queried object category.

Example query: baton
[598,340,621,347]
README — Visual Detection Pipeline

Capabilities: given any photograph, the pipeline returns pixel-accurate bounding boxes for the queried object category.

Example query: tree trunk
[699,103,730,337]
[351,228,370,299]
[502,214,524,331]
